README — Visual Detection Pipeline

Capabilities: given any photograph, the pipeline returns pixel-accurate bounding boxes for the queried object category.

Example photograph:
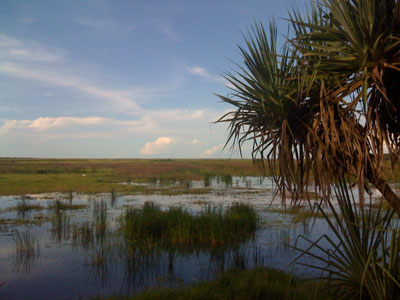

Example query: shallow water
[0,176,382,300]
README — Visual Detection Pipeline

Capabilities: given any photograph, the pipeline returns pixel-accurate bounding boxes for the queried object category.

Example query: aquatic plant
[14,198,44,217]
[72,221,95,249]
[50,211,71,242]
[48,199,88,212]
[94,201,108,239]
[122,202,258,249]
[12,229,39,272]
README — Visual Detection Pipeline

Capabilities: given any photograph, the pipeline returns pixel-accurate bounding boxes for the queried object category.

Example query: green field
[0,158,263,195]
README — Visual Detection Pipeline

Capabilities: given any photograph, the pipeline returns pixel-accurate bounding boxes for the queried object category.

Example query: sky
[0,0,308,158]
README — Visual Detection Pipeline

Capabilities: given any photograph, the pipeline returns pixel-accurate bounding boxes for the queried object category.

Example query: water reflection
[12,229,40,273]
[120,175,274,191]
[0,176,334,300]
[51,210,71,242]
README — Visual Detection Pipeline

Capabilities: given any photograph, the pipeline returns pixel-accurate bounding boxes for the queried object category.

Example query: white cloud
[28,116,106,131]
[0,107,224,138]
[0,33,63,63]
[0,116,146,136]
[188,66,208,77]
[0,34,238,158]
[189,139,200,144]
[202,144,223,156]
[188,66,224,83]
[188,66,233,88]
[141,137,175,155]
[0,62,142,113]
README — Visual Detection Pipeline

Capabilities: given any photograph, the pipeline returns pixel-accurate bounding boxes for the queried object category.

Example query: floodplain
[0,158,394,299]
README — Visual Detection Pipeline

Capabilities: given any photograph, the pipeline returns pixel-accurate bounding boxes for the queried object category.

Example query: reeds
[12,229,39,271]
[48,200,88,212]
[123,202,257,249]
[14,197,44,216]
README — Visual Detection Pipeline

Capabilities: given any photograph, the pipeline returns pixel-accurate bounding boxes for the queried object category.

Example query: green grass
[91,267,333,300]
[0,158,398,195]
[123,202,258,249]
[0,158,262,195]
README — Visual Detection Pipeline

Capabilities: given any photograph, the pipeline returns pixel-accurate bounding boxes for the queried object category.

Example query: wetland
[0,159,395,299]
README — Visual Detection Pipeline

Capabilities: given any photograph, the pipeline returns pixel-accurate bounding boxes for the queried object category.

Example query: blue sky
[0,0,307,158]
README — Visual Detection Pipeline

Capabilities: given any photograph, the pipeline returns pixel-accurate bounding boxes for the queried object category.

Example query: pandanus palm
[218,23,317,202]
[218,0,400,211]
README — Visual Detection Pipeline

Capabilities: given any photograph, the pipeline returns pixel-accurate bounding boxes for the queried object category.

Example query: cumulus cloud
[0,108,223,138]
[202,144,223,156]
[0,34,236,158]
[141,137,175,155]
[0,116,145,136]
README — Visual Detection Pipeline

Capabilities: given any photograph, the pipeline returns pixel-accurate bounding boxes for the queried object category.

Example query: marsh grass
[71,202,109,250]
[0,159,262,195]
[72,222,95,249]
[123,202,257,249]
[12,197,44,216]
[94,201,108,238]
[48,200,88,212]
[91,267,332,300]
[51,212,71,242]
[12,229,39,271]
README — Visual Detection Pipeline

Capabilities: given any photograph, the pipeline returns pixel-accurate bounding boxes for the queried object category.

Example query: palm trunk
[366,164,400,215]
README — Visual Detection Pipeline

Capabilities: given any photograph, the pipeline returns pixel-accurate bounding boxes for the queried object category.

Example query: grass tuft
[123,202,258,249]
